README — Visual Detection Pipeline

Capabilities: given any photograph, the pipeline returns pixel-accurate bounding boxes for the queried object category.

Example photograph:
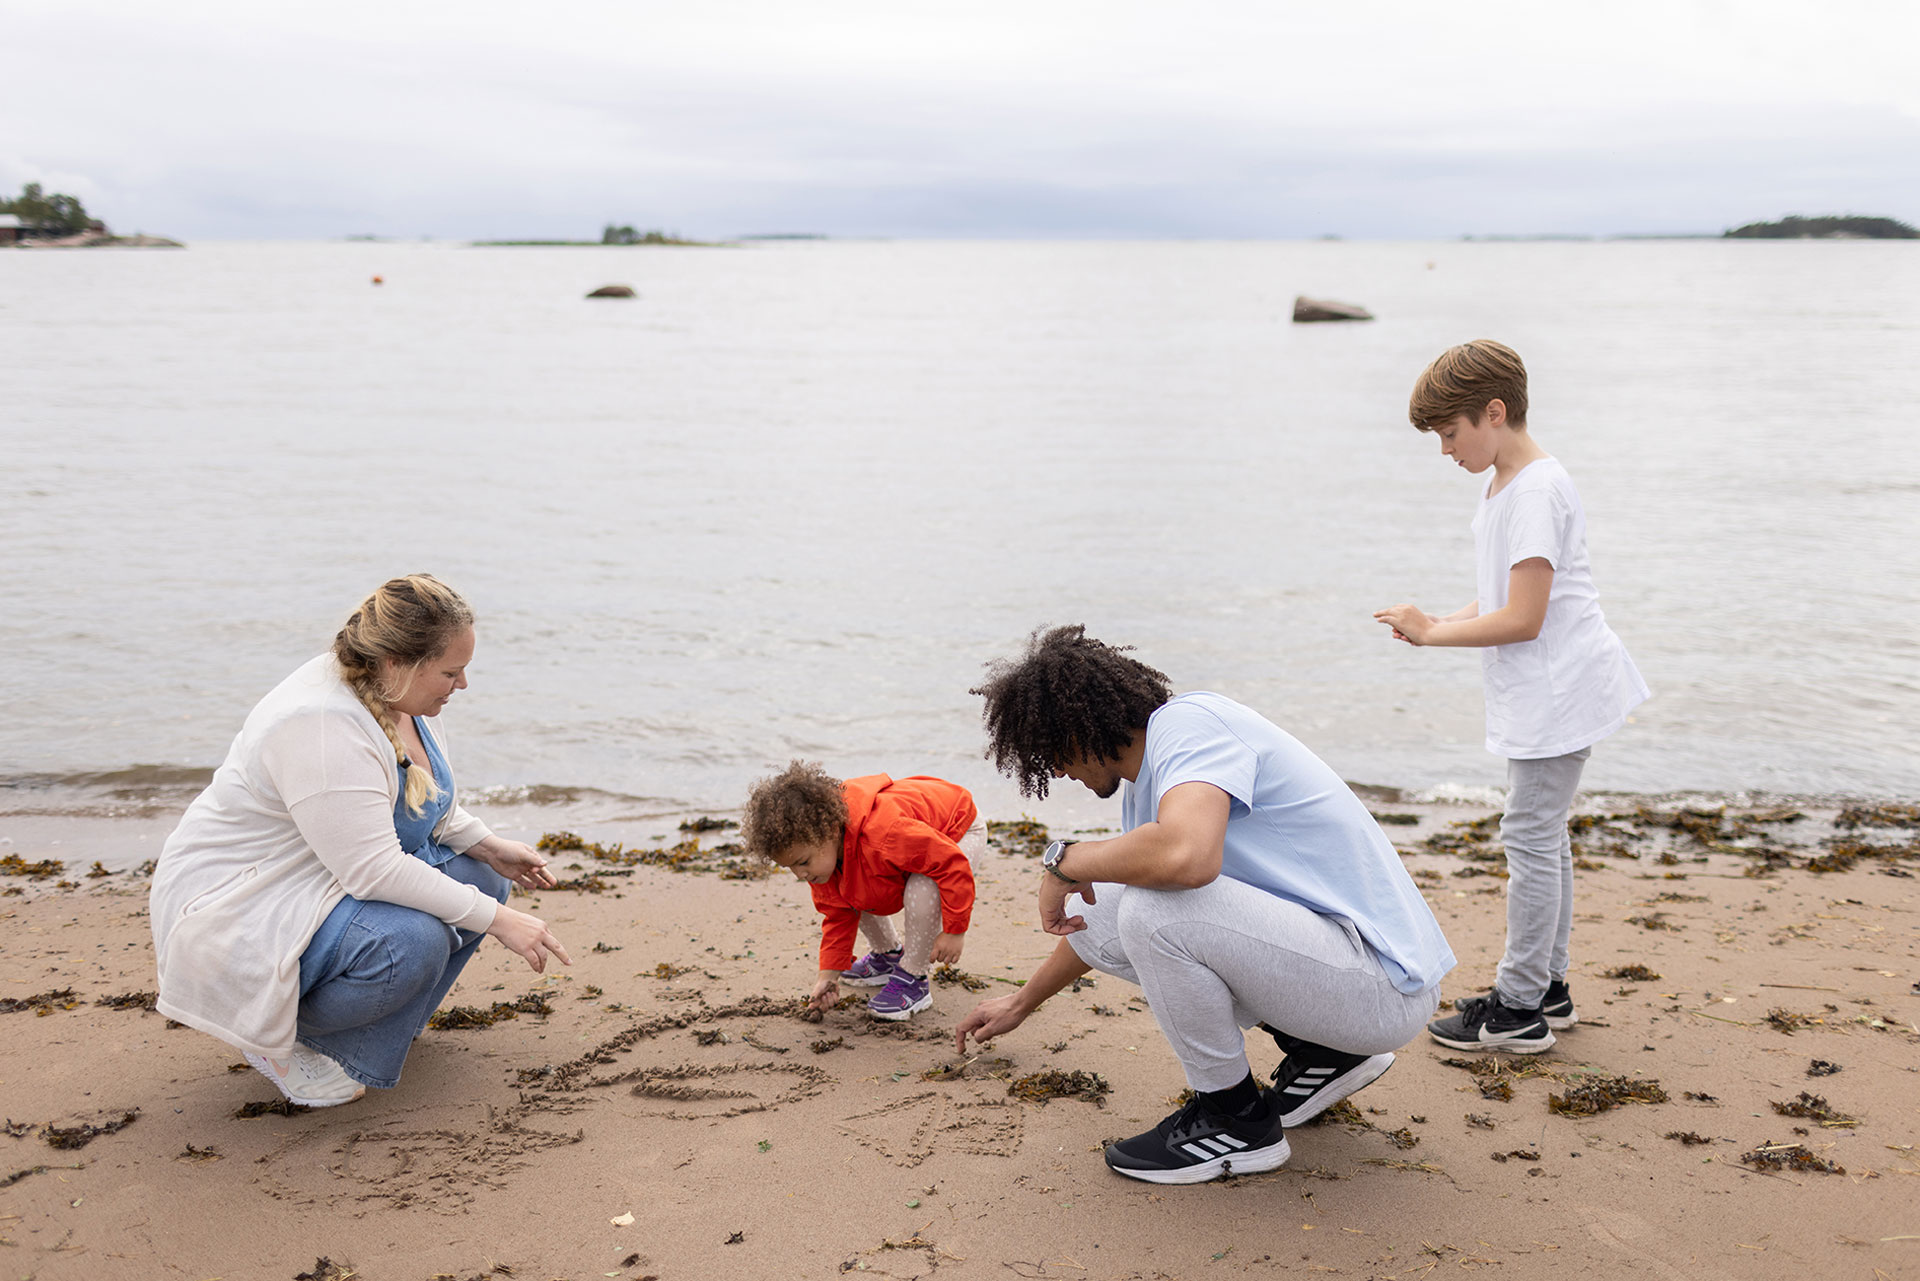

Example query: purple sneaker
[842,948,904,988]
[868,971,932,1021]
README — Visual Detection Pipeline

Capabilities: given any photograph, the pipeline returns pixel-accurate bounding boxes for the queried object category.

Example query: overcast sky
[4,0,1916,240]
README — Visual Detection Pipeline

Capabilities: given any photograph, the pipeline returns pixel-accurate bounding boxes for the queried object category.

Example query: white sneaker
[245,1045,367,1107]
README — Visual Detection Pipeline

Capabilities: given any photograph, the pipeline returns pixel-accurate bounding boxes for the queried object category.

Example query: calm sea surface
[3,238,1917,833]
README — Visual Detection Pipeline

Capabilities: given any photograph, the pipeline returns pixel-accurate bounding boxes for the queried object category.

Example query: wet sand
[2,797,1916,1280]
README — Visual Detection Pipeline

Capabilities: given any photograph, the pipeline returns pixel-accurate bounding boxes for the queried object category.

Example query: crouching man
[956,626,1455,1184]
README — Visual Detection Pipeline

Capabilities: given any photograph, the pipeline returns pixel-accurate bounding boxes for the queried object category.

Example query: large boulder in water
[586,284,636,298]
[1293,295,1373,322]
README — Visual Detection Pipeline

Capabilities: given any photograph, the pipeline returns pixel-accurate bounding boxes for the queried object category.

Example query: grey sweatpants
[1494,747,1590,1009]
[1064,876,1439,1092]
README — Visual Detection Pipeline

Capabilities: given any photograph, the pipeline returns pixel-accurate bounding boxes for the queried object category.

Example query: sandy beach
[3,795,1916,1281]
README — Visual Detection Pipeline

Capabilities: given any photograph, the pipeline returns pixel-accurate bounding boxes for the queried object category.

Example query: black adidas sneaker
[1103,1090,1290,1184]
[1269,1049,1396,1127]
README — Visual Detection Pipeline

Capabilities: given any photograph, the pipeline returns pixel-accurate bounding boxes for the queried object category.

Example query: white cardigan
[151,654,500,1059]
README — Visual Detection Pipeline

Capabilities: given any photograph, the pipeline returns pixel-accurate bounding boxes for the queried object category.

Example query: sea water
[3,237,1917,835]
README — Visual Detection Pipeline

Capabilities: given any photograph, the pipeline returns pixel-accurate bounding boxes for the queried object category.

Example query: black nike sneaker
[1426,992,1555,1053]
[1541,979,1578,1030]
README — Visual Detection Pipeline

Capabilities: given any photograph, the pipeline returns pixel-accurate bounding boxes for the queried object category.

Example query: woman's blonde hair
[332,574,475,815]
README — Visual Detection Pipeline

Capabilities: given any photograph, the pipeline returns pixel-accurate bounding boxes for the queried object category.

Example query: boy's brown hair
[741,759,848,861]
[1409,339,1528,430]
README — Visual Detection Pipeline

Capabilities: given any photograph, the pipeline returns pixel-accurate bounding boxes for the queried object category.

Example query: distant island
[1724,214,1916,240]
[473,223,718,247]
[0,183,182,247]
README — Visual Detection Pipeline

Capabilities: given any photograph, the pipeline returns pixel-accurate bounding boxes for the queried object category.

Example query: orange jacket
[811,774,977,972]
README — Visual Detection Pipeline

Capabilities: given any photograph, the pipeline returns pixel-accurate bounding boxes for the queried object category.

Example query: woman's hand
[485,904,572,973]
[470,835,556,891]
[810,971,842,1012]
[930,932,965,965]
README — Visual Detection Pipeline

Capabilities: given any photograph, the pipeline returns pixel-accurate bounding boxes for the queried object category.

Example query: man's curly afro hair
[971,624,1171,799]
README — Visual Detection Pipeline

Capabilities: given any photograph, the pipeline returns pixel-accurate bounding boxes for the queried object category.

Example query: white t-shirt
[1473,458,1649,759]
[1121,693,1456,996]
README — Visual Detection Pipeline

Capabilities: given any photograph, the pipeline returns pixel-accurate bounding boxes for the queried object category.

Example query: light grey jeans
[1494,747,1591,1009]
[1065,876,1439,1092]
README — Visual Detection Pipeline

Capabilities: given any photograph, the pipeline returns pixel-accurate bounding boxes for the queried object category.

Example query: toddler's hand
[930,932,964,965]
[809,973,841,1012]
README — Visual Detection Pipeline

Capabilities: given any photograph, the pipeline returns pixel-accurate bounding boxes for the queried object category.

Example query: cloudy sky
[4,0,1916,240]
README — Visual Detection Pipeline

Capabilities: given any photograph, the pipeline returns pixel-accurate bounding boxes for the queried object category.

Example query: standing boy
[1376,340,1648,1054]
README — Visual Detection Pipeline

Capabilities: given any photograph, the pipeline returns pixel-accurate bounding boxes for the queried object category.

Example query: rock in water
[1292,296,1373,323]
[586,284,637,298]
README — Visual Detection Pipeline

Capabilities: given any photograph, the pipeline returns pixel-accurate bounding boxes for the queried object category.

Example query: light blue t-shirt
[1120,692,1456,995]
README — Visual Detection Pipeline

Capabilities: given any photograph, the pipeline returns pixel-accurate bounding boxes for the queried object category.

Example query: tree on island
[1724,214,1917,239]
[1,183,101,235]
[602,223,681,245]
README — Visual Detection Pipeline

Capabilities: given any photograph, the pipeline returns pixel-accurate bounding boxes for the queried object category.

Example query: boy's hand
[809,972,841,1012]
[930,932,964,965]
[1373,604,1435,646]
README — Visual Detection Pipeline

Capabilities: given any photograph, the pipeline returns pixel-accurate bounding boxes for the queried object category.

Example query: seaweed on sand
[1764,1008,1821,1034]
[0,988,82,1015]
[1741,1141,1844,1175]
[1770,1092,1857,1127]
[1546,1075,1668,1117]
[1436,1055,1560,1102]
[986,816,1050,859]
[930,963,989,991]
[1665,1130,1712,1145]
[1602,964,1661,981]
[678,816,737,833]
[95,991,158,1010]
[0,854,65,879]
[427,992,553,1030]
[1007,1069,1110,1106]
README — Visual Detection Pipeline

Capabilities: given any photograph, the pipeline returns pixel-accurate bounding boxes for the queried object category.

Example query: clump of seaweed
[1764,1008,1820,1035]
[1371,811,1420,826]
[293,1258,359,1281]
[1625,913,1680,931]
[1422,814,1502,859]
[810,1037,844,1054]
[1770,1092,1857,1127]
[648,961,693,979]
[986,816,1050,859]
[1806,1059,1841,1077]
[176,1144,221,1162]
[95,991,158,1011]
[1602,964,1661,981]
[14,1111,140,1150]
[0,988,81,1016]
[678,816,737,833]
[1741,1141,1844,1175]
[427,992,553,1030]
[1489,1149,1540,1162]
[535,830,772,880]
[1465,1112,1496,1129]
[1834,802,1920,829]
[232,1098,311,1119]
[1665,1130,1712,1145]
[1436,1055,1561,1102]
[0,854,65,879]
[1304,1098,1365,1126]
[930,964,988,992]
[922,1056,1012,1083]
[1007,1069,1110,1106]
[1546,1075,1668,1117]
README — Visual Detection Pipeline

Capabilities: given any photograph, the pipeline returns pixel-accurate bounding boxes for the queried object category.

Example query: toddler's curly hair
[741,759,848,861]
[972,624,1171,799]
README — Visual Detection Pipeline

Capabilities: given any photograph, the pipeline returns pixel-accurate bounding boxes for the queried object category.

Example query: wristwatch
[1041,839,1077,884]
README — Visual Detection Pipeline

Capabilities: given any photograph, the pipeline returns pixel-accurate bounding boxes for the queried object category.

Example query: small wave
[463,782,679,808]
[1409,782,1509,808]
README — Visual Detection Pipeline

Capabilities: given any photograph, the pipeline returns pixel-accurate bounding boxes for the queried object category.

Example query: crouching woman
[152,574,569,1106]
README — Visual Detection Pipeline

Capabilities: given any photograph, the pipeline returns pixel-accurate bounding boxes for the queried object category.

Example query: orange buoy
[371,275,384,285]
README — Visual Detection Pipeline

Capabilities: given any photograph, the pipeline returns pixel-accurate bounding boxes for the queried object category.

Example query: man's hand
[809,971,842,1012]
[930,932,965,965]
[1373,604,1436,646]
[956,992,1029,1054]
[1038,873,1093,935]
